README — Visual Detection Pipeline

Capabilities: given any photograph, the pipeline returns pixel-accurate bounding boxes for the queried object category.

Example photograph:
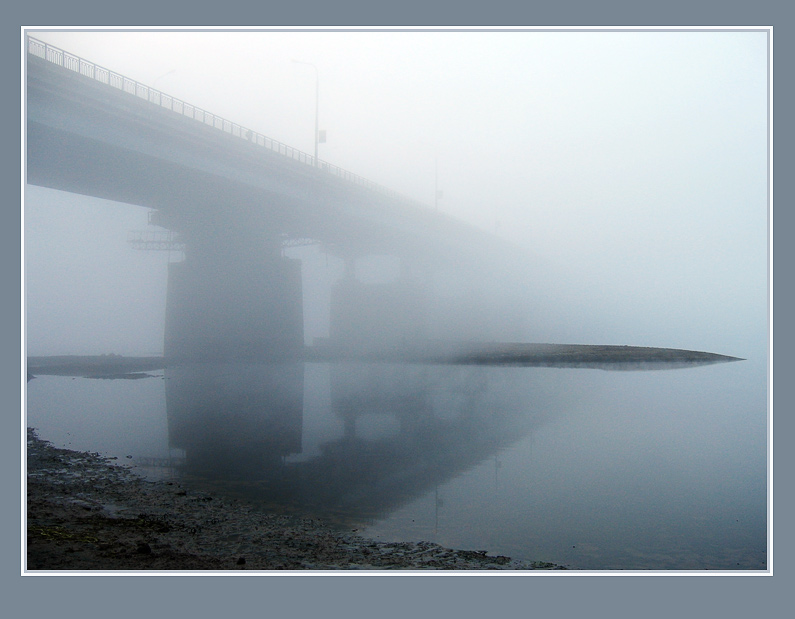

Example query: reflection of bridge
[165,361,544,526]
[26,37,531,361]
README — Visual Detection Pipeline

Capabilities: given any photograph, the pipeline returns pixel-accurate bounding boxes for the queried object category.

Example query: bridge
[25,36,531,362]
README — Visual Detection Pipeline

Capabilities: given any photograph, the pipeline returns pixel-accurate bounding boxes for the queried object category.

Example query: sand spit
[25,430,564,572]
[26,344,742,381]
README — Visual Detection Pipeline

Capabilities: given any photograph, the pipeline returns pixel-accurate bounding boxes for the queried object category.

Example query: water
[25,357,767,571]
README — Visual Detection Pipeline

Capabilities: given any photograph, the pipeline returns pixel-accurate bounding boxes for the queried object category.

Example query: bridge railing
[27,36,423,207]
[127,230,186,251]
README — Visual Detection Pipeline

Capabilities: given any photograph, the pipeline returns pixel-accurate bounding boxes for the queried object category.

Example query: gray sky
[23,28,769,359]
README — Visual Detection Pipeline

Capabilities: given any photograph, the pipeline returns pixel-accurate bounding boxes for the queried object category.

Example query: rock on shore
[26,429,564,571]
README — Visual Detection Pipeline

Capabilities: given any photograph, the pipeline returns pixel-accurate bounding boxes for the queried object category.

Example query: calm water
[25,358,768,571]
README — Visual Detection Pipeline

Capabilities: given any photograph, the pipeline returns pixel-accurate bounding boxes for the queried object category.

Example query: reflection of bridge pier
[158,357,544,526]
[300,363,542,525]
[165,362,304,479]
[330,363,433,440]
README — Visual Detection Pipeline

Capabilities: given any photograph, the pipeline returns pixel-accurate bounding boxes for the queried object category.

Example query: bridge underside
[26,50,534,363]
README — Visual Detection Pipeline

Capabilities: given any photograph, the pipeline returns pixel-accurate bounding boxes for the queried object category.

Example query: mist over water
[26,356,766,570]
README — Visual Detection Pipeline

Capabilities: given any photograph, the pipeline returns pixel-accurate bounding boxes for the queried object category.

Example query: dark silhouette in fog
[27,41,532,363]
[164,361,544,526]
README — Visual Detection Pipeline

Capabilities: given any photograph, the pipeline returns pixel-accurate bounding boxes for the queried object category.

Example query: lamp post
[292,59,319,166]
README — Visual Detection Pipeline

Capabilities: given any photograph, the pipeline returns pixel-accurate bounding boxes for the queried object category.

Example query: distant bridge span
[26,37,508,263]
[25,37,530,360]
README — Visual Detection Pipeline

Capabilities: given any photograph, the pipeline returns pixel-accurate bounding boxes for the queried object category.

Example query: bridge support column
[329,257,427,355]
[164,245,303,362]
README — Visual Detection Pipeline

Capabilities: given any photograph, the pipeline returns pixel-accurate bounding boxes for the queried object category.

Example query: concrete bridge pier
[164,233,303,362]
[329,254,429,355]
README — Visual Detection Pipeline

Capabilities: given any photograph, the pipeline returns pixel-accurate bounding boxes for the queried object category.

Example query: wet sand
[25,430,564,571]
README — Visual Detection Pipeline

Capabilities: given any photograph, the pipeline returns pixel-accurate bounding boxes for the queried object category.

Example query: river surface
[25,357,768,571]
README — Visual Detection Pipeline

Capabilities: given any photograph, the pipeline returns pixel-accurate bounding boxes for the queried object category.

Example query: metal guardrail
[26,35,422,207]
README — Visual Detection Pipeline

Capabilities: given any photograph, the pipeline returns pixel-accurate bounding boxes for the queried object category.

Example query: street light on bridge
[292,59,322,166]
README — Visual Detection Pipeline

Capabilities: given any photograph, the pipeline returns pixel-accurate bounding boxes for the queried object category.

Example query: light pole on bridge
[292,59,320,166]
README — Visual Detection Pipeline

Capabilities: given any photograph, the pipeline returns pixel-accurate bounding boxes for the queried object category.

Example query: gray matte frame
[6,2,788,617]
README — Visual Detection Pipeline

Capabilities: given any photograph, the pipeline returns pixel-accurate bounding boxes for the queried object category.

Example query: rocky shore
[26,429,564,571]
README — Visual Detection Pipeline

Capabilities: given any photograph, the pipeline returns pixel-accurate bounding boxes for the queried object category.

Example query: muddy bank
[25,430,564,571]
[26,355,165,379]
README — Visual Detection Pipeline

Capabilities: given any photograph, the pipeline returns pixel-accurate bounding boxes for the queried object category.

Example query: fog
[24,29,768,364]
[23,29,770,572]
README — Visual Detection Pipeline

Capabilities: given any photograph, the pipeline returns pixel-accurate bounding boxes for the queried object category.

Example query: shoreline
[25,429,565,571]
